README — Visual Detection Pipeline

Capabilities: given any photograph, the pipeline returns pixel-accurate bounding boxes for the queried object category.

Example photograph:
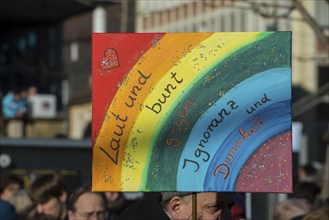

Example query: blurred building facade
[135,0,290,32]
[0,0,95,138]
[65,0,329,164]
[1,0,328,169]
[65,0,329,161]
[64,1,136,139]
[290,0,329,165]
[1,0,328,219]
[1,0,327,158]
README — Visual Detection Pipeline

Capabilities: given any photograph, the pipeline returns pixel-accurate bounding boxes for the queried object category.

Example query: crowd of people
[0,173,128,220]
[0,173,239,220]
[1,161,329,220]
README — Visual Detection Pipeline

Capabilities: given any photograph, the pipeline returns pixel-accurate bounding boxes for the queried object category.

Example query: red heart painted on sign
[99,48,120,70]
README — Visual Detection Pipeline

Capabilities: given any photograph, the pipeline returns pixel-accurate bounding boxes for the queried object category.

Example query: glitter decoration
[235,132,292,192]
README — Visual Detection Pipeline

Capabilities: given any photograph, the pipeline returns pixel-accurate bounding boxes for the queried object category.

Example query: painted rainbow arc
[92,32,292,193]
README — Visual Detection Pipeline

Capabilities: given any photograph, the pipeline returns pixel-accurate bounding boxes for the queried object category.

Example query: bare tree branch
[250,2,294,19]
[237,0,329,51]
[293,0,329,50]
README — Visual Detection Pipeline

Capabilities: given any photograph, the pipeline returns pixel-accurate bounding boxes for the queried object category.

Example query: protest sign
[92,32,292,192]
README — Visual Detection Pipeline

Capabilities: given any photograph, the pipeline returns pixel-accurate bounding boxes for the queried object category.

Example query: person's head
[0,174,24,201]
[9,189,36,220]
[20,87,29,100]
[27,86,38,97]
[161,192,234,220]
[294,182,321,204]
[299,164,317,182]
[273,198,311,220]
[303,203,329,220]
[104,192,125,215]
[68,185,108,220]
[28,173,68,220]
[12,88,21,102]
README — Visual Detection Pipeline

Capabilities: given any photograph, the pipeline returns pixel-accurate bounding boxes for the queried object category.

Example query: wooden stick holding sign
[192,193,197,220]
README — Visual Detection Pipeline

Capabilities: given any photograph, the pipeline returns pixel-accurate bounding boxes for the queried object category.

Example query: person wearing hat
[113,192,234,220]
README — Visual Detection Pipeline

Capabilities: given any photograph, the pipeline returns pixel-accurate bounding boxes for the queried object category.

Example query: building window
[240,10,245,32]
[28,31,37,47]
[70,42,79,62]
[231,13,235,31]
[221,15,225,32]
[18,37,26,52]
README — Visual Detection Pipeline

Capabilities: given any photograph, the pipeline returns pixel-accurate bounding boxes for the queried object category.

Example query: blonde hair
[9,189,35,219]
[273,199,311,220]
[303,204,329,220]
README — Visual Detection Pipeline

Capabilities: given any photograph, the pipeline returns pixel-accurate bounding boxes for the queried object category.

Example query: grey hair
[161,192,192,202]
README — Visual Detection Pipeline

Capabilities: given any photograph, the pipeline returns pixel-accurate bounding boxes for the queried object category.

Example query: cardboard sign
[92,32,292,192]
